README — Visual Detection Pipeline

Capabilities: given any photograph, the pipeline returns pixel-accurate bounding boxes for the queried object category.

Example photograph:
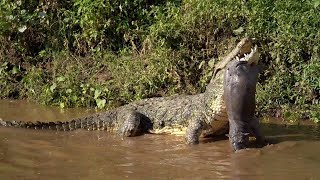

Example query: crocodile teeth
[247,45,260,65]
[236,45,259,65]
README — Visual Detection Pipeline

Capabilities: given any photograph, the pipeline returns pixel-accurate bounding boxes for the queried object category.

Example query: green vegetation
[0,0,319,122]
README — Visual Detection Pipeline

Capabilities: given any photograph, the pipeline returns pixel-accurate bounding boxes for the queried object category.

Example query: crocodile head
[205,37,259,96]
[213,37,254,77]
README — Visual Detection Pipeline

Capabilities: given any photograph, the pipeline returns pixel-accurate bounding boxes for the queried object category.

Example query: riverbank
[0,0,319,122]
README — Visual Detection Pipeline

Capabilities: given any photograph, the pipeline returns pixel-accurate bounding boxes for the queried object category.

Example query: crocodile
[0,37,258,145]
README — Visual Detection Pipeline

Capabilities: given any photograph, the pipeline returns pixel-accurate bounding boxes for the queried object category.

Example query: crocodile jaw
[237,45,260,65]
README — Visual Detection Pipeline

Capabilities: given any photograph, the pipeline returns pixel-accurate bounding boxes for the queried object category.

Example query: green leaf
[283,111,291,118]
[57,76,65,82]
[96,99,106,109]
[66,89,72,93]
[18,25,27,33]
[72,95,78,102]
[59,102,65,108]
[50,83,57,93]
[208,59,216,68]
[198,60,205,69]
[2,62,8,67]
[38,50,47,57]
[233,27,244,35]
[11,66,20,74]
[94,89,101,99]
[313,0,320,8]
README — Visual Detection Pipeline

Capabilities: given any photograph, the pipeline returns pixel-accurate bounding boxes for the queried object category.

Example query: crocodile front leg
[185,113,204,144]
[117,109,142,137]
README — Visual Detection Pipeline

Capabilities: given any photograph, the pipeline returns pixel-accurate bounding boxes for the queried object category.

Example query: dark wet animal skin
[224,59,266,151]
[0,38,256,145]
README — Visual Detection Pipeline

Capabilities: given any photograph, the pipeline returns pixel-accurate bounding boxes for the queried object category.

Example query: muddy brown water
[0,100,320,179]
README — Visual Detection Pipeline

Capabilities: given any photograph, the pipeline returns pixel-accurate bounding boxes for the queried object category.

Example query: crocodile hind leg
[117,109,142,137]
[185,114,204,144]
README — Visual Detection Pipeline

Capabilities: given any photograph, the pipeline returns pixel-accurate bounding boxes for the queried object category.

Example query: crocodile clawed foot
[185,135,200,145]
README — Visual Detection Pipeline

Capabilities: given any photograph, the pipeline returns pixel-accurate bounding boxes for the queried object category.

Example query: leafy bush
[0,0,319,121]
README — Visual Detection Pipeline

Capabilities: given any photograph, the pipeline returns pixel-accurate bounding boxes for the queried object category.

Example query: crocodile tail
[0,114,114,131]
[0,118,75,130]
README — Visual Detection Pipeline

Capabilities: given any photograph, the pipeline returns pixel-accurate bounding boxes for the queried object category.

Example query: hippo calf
[224,48,266,151]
